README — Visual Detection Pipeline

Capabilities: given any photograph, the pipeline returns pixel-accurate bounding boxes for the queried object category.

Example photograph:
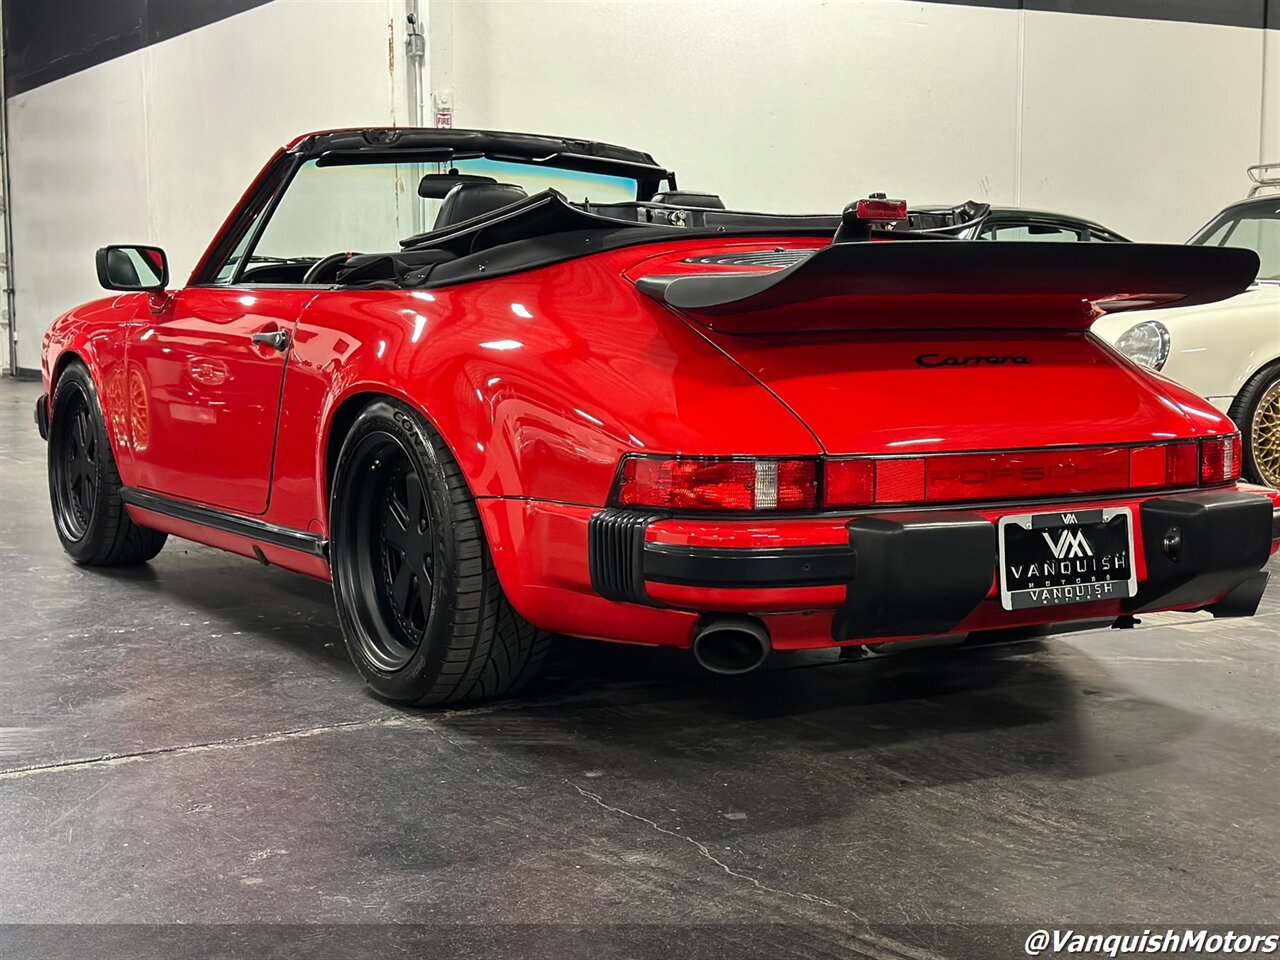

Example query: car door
[125,286,316,515]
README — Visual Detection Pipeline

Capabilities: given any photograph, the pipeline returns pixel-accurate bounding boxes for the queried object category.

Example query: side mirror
[95,245,168,292]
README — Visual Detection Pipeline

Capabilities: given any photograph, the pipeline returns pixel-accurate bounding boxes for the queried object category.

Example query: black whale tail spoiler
[634,241,1259,334]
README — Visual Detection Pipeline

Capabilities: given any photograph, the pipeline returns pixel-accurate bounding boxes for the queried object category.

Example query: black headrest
[651,191,725,209]
[105,247,140,287]
[433,182,529,231]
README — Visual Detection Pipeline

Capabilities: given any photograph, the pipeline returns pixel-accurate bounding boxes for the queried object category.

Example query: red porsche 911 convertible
[37,128,1280,704]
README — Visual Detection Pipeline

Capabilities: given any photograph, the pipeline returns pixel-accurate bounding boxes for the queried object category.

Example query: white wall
[6,0,1276,371]
[6,0,414,371]
[445,0,1022,215]
[1018,11,1269,238]
[445,0,1275,241]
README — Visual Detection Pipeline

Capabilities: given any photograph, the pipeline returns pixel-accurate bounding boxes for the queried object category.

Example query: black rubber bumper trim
[1272,507,1280,543]
[588,509,662,603]
[1125,490,1273,614]
[834,511,996,641]
[121,487,328,559]
[35,395,48,441]
[642,543,856,588]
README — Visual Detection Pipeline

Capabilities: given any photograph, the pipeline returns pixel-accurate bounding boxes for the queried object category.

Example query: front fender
[41,295,144,477]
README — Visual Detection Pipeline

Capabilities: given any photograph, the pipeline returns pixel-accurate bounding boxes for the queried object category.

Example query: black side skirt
[120,487,328,559]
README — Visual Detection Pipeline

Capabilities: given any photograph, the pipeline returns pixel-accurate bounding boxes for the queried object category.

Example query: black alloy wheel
[343,431,437,672]
[328,398,550,705]
[51,386,99,541]
[46,360,167,566]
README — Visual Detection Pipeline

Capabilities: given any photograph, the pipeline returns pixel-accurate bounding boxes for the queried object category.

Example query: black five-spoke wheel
[329,398,550,705]
[46,360,167,566]
[52,389,99,540]
[379,461,435,663]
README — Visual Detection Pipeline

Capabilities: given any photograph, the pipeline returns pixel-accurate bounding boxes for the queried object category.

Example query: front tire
[1229,362,1280,488]
[328,398,550,705]
[47,360,167,565]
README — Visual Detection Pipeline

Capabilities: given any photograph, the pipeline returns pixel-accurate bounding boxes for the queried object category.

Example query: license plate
[997,508,1137,611]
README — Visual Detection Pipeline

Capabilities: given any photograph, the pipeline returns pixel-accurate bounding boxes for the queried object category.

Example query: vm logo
[1043,529,1093,559]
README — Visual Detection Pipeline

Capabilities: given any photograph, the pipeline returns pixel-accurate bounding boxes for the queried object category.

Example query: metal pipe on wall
[0,2,17,378]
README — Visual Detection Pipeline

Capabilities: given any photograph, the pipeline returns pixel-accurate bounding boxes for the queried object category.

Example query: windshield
[246,157,641,262]
[1192,200,1280,280]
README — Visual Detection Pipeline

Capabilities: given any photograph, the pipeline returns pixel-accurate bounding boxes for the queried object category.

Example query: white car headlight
[1114,320,1170,370]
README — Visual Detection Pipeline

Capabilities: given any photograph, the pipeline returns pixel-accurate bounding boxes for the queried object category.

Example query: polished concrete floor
[2,376,1278,959]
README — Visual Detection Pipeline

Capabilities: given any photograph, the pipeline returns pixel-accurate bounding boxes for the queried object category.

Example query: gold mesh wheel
[1252,378,1280,488]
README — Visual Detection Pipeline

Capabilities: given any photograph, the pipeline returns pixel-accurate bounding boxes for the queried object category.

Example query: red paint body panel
[700,330,1220,456]
[125,287,317,515]
[124,504,331,581]
[475,498,699,645]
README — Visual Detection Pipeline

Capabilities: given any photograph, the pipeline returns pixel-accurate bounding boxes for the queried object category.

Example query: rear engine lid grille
[681,250,814,268]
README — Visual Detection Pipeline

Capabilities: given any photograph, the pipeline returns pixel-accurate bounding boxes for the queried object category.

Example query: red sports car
[36,128,1280,705]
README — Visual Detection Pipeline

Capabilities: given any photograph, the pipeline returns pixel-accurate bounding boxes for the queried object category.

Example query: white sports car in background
[1095,186,1280,488]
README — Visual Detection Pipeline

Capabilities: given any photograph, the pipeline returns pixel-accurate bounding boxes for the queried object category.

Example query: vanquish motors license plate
[997,508,1137,611]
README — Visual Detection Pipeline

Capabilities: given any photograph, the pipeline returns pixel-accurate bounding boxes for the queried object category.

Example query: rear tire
[328,398,550,705]
[47,360,167,565]
[1229,362,1280,488]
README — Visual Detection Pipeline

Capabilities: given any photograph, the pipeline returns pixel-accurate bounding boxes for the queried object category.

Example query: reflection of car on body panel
[33,128,1280,707]
[1095,174,1280,488]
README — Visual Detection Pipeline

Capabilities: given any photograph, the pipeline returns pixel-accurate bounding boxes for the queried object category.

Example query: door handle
[251,328,290,351]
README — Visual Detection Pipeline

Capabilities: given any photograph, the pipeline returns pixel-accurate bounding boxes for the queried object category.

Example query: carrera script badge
[915,354,1031,367]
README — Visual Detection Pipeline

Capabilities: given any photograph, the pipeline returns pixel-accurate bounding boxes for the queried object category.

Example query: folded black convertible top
[399,189,842,255]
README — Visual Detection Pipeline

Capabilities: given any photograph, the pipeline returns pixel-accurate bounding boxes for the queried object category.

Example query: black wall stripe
[2,0,274,98]
[926,0,1275,28]
[1026,0,1268,29]
[1,0,1275,100]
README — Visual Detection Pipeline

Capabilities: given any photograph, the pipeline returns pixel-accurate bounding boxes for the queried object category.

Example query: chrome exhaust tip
[691,616,771,676]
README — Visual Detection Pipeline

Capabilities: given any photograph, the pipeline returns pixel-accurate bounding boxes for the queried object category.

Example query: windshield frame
[1188,197,1280,282]
[191,129,677,286]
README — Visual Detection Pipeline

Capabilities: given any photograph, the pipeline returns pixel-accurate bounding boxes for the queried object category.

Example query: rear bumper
[587,490,1278,640]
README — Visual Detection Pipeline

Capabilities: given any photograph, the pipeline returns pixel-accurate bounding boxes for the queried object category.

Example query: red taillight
[824,441,1217,509]
[1199,434,1241,485]
[1164,441,1200,487]
[823,459,875,507]
[824,458,924,508]
[827,448,1136,507]
[855,197,908,221]
[926,447,1130,502]
[617,437,1238,514]
[875,458,926,502]
[614,456,817,511]
[1128,441,1198,488]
